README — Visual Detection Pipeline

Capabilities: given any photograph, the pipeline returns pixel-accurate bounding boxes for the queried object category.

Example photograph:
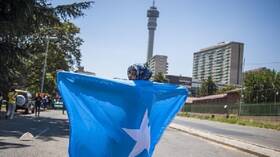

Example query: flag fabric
[57,71,188,157]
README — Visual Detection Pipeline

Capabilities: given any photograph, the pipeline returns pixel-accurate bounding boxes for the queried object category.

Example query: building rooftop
[186,89,240,103]
[150,55,167,58]
[194,41,244,54]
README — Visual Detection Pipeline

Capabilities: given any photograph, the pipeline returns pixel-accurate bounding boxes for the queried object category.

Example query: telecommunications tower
[146,0,159,62]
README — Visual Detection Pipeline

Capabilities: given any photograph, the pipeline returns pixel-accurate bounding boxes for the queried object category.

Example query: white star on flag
[123,110,151,157]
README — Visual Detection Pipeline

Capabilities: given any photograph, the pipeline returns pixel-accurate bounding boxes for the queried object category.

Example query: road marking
[35,128,50,139]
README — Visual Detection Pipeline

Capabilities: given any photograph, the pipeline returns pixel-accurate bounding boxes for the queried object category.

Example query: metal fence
[240,103,280,116]
[183,103,280,116]
[183,103,239,115]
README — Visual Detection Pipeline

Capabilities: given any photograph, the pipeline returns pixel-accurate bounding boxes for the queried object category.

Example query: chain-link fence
[183,103,280,116]
[240,88,280,116]
[183,103,239,114]
[240,103,280,116]
[183,89,280,116]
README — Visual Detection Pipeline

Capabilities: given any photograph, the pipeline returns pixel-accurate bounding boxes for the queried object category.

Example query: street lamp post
[239,58,245,116]
[275,91,279,105]
[40,36,56,93]
[40,37,50,93]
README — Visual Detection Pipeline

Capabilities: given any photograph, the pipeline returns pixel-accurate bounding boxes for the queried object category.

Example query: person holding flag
[57,64,188,157]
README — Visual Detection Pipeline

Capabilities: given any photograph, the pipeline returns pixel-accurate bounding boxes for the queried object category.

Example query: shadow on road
[0,111,69,145]
[0,140,30,150]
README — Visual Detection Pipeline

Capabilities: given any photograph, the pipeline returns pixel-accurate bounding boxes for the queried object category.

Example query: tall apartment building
[192,42,244,86]
[148,55,168,77]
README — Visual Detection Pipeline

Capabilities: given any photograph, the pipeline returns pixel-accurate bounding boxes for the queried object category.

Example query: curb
[169,123,280,157]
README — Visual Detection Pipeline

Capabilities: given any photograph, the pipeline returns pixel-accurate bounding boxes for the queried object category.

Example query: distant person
[42,94,46,110]
[6,88,17,119]
[61,98,66,115]
[34,93,42,117]
[48,96,53,109]
[62,103,66,115]
[0,92,3,112]
[43,95,50,110]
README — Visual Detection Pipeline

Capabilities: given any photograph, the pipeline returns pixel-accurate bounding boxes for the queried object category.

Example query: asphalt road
[0,110,68,157]
[173,116,280,151]
[0,110,254,157]
[154,128,254,157]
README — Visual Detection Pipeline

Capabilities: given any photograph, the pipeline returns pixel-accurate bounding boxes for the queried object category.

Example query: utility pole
[272,72,278,105]
[239,58,245,116]
[40,37,50,93]
[40,36,56,93]
[276,91,279,105]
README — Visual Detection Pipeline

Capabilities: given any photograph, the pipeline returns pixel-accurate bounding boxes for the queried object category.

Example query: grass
[178,112,280,131]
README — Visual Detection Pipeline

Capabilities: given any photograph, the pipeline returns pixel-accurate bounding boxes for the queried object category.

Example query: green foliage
[0,0,93,97]
[25,22,84,95]
[199,76,217,96]
[153,72,167,83]
[243,68,280,103]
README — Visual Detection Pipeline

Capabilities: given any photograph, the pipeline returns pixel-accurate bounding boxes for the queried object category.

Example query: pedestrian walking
[62,103,66,115]
[6,88,17,119]
[45,95,50,109]
[41,94,45,110]
[61,97,66,115]
[34,93,42,117]
[0,92,3,112]
[48,96,54,109]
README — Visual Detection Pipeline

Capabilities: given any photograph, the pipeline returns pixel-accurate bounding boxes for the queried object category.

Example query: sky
[54,0,280,78]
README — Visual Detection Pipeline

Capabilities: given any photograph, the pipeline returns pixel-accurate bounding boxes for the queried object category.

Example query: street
[174,116,280,151]
[0,110,255,157]
[153,128,254,157]
[0,110,68,157]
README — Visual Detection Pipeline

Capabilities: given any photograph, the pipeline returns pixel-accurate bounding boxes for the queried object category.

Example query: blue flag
[57,71,188,157]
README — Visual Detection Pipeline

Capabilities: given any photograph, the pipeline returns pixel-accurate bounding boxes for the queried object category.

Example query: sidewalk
[170,117,280,157]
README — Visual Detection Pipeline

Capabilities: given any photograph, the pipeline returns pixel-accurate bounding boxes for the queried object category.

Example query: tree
[153,72,167,83]
[243,68,280,103]
[199,76,217,96]
[0,0,93,97]
[25,22,84,95]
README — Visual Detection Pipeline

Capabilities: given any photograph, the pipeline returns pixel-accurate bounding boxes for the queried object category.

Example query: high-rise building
[192,42,244,86]
[148,55,168,77]
[146,1,159,62]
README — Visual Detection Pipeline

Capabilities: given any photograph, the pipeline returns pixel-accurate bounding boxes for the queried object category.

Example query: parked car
[54,98,64,109]
[15,90,34,114]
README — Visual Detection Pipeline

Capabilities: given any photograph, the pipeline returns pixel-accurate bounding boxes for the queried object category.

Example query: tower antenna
[146,0,159,62]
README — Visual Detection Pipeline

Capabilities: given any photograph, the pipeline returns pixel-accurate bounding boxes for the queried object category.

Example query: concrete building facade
[75,66,96,76]
[148,55,168,77]
[165,74,192,90]
[192,42,244,86]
